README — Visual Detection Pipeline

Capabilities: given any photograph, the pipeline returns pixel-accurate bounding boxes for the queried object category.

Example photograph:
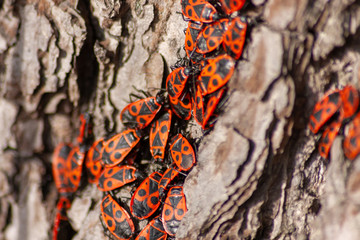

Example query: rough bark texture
[1,0,360,239]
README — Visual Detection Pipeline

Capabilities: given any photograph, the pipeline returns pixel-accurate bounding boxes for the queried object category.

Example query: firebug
[223,17,247,60]
[101,129,142,167]
[181,0,220,23]
[308,89,342,134]
[101,194,135,240]
[162,186,187,236]
[169,134,196,171]
[130,172,163,220]
[120,93,165,129]
[97,165,141,192]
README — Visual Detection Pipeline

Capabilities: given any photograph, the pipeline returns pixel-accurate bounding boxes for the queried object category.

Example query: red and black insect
[101,129,142,167]
[169,90,192,120]
[130,172,163,220]
[308,89,342,134]
[169,134,196,171]
[181,0,220,23]
[185,21,203,58]
[101,194,135,240]
[197,54,235,95]
[97,165,141,192]
[150,110,172,161]
[52,143,84,194]
[196,19,229,54]
[85,138,104,183]
[158,167,180,198]
[219,0,246,15]
[223,17,247,60]
[166,67,192,98]
[120,94,165,129]
[344,112,360,160]
[135,215,167,240]
[162,186,187,236]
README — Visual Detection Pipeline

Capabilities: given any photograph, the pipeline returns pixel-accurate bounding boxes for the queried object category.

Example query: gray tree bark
[1,0,360,239]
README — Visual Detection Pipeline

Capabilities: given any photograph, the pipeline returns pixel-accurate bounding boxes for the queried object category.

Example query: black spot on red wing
[178,209,184,216]
[187,8,193,17]
[187,40,192,47]
[212,79,218,86]
[320,145,326,154]
[208,39,216,48]
[183,146,189,151]
[115,210,122,219]
[138,189,147,197]
[106,181,113,188]
[150,196,159,205]
[93,165,98,170]
[160,125,168,134]
[131,105,138,113]
[183,97,190,105]
[350,137,358,147]
[175,155,180,161]
[165,209,171,216]
[107,220,113,227]
[233,43,240,50]
[114,152,121,160]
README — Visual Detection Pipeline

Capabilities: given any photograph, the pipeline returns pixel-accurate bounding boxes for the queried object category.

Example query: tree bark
[1,0,360,239]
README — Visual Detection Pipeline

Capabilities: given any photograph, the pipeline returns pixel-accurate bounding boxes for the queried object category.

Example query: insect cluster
[51,0,248,239]
[308,85,360,160]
